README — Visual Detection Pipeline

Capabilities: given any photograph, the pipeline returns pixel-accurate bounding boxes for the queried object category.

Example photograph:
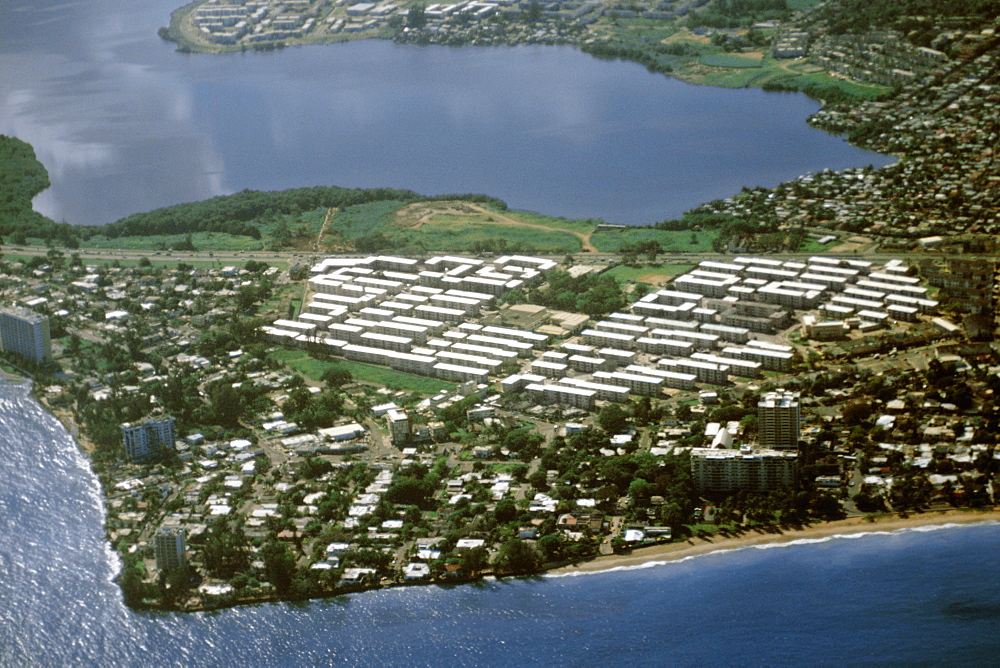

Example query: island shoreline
[549,510,1000,576]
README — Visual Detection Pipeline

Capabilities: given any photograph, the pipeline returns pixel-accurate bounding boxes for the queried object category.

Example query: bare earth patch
[663,30,711,45]
[393,201,597,251]
[634,273,675,286]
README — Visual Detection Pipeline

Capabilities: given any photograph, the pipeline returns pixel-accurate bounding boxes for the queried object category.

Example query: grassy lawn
[698,53,764,68]
[327,200,407,240]
[269,348,455,394]
[604,262,695,285]
[415,218,583,253]
[84,231,265,252]
[591,227,719,253]
[799,237,837,253]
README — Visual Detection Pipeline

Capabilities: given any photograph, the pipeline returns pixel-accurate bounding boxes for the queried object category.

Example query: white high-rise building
[758,390,801,449]
[0,306,51,364]
[691,446,798,493]
[121,416,176,462]
[154,526,186,572]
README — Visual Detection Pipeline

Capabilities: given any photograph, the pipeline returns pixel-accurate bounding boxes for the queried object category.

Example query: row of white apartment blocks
[264,255,557,385]
[500,257,938,411]
[665,256,937,333]
[501,332,792,410]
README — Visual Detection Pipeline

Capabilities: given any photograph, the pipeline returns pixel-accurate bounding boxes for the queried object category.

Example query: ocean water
[2,380,1000,666]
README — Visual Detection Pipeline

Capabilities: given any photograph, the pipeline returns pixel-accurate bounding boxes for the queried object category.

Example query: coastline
[550,509,1000,576]
[11,378,1000,611]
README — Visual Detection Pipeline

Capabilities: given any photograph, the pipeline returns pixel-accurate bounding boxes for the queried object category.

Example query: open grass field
[591,227,719,253]
[698,53,764,68]
[83,231,265,252]
[603,262,696,285]
[413,218,583,253]
[270,348,455,394]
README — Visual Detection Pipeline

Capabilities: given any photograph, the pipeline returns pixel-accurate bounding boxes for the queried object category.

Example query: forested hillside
[0,133,509,250]
[100,187,507,240]
[0,135,79,246]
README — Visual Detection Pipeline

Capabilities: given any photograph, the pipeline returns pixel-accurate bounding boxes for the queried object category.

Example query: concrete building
[387,409,410,446]
[0,306,51,363]
[121,416,177,462]
[154,525,186,572]
[691,446,798,493]
[758,390,801,449]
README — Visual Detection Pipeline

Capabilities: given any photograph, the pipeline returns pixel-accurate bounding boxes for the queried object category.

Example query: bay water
[0,0,892,226]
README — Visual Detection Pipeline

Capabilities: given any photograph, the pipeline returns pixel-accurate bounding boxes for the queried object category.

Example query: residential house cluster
[810,30,948,87]
[695,21,1000,246]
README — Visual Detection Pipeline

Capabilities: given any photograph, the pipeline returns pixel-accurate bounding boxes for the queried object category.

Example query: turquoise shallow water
[2,381,999,666]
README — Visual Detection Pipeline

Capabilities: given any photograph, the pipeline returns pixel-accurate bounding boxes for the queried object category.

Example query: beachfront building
[691,446,798,493]
[121,416,177,462]
[758,390,801,449]
[154,526,187,572]
[0,306,51,363]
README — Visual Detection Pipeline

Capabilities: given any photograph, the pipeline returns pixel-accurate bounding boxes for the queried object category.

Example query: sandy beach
[551,508,1000,575]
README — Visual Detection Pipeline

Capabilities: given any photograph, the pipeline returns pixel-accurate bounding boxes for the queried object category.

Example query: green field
[83,231,265,252]
[269,348,455,394]
[603,262,696,284]
[327,201,407,240]
[698,53,764,68]
[414,219,583,253]
[591,228,719,253]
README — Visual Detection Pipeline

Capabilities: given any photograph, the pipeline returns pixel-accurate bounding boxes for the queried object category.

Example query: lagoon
[0,0,892,227]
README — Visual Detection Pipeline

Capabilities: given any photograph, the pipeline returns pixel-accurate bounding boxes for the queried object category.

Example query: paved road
[7,244,998,268]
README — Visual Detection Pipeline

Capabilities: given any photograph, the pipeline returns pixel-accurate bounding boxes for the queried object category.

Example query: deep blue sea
[0,0,892,226]
[2,380,1000,666]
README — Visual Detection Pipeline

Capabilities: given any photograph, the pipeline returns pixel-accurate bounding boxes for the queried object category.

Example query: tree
[494,499,518,524]
[261,541,297,594]
[386,475,437,509]
[322,365,353,388]
[202,521,251,579]
[493,538,538,575]
[459,546,490,575]
[118,559,150,607]
[528,470,549,492]
[407,2,427,28]
[842,400,873,426]
[628,478,655,506]
[525,0,542,22]
[537,534,562,562]
[598,404,629,435]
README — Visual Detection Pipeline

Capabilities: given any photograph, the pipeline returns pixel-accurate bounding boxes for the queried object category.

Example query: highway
[5,244,993,268]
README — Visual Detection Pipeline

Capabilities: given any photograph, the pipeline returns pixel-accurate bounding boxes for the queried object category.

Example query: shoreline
[12,378,1000,610]
[550,509,1000,576]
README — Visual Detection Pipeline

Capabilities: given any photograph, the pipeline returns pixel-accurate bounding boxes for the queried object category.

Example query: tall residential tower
[121,416,176,462]
[0,306,51,364]
[154,526,186,572]
[758,390,801,449]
